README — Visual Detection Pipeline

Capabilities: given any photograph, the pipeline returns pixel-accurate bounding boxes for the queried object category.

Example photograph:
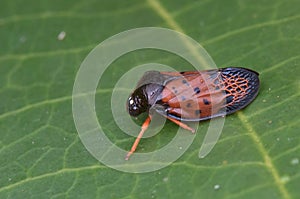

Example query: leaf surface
[0,0,299,198]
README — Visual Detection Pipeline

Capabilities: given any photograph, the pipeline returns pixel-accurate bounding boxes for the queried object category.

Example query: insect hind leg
[165,116,195,133]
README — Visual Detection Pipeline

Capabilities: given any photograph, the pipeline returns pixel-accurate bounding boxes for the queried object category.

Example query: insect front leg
[125,115,152,160]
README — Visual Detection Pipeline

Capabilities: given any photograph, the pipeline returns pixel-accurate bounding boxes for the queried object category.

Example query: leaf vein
[237,112,291,199]
[203,15,300,45]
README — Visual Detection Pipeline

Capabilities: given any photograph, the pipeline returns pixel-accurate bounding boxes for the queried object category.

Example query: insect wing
[157,68,259,121]
[220,67,259,114]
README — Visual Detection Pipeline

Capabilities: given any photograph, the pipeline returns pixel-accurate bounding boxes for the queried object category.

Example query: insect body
[126,67,260,160]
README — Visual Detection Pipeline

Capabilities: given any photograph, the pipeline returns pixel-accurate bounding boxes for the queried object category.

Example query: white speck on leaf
[214,184,221,190]
[291,158,299,165]
[57,31,66,40]
[163,177,168,182]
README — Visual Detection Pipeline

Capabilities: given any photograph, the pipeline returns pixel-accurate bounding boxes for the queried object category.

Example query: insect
[125,67,260,160]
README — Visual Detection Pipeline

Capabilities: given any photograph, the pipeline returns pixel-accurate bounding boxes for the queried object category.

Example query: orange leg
[125,116,152,160]
[166,116,195,133]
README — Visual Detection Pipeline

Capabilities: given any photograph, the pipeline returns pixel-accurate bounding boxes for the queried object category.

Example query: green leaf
[1,0,299,198]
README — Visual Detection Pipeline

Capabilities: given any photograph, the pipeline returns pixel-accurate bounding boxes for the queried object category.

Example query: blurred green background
[0,0,299,198]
